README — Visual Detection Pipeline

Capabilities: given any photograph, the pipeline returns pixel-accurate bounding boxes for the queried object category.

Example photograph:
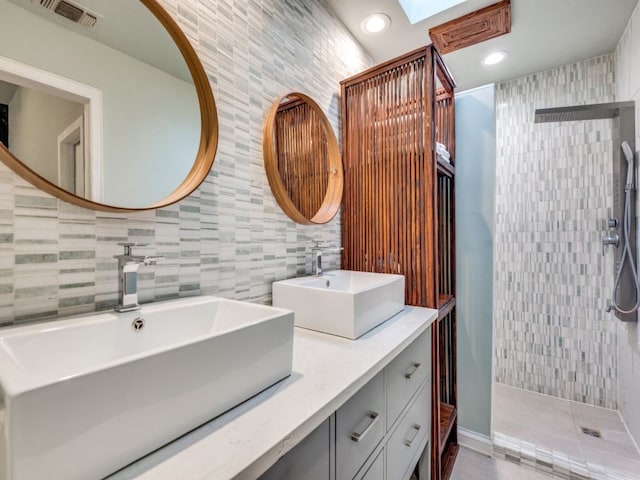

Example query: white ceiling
[326,0,639,92]
[8,0,190,81]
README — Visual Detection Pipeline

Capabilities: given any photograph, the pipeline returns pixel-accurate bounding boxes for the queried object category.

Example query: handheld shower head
[622,141,635,190]
[622,141,634,164]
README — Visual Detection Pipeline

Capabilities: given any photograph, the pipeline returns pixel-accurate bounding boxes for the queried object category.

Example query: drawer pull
[404,362,421,379]
[404,424,421,447]
[350,412,379,442]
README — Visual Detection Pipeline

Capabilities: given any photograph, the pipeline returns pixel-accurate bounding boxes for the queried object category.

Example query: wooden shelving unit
[438,295,455,311]
[340,45,458,480]
[439,403,457,450]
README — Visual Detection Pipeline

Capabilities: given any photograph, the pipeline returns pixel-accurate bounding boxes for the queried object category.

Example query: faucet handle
[117,242,150,255]
[602,233,619,256]
[311,240,327,250]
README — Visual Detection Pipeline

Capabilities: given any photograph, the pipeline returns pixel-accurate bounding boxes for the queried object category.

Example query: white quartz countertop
[108,305,438,480]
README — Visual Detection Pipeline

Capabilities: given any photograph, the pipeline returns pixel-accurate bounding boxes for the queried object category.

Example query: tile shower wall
[615,0,640,445]
[494,54,618,408]
[0,0,371,325]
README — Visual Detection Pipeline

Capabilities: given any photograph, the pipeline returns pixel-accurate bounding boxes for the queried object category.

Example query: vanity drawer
[385,329,431,430]
[336,371,385,480]
[358,449,384,480]
[386,381,430,480]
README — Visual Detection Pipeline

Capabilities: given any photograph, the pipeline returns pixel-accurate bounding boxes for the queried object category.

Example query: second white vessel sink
[0,296,294,480]
[272,269,405,339]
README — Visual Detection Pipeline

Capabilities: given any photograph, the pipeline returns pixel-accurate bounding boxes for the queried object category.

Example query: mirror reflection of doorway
[0,103,7,147]
[57,115,86,197]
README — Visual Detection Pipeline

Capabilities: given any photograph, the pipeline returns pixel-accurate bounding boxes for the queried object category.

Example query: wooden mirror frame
[0,0,218,212]
[263,92,343,225]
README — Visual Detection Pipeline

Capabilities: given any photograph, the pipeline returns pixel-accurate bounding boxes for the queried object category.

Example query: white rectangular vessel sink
[0,296,294,480]
[272,270,405,339]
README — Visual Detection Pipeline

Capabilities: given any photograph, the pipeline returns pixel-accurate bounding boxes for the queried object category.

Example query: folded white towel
[436,142,450,163]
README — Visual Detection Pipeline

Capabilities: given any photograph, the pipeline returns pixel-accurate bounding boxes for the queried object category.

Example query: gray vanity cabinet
[258,418,332,480]
[359,450,384,480]
[260,328,432,480]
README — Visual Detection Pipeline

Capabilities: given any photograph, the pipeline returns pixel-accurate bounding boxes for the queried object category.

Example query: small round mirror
[263,92,342,225]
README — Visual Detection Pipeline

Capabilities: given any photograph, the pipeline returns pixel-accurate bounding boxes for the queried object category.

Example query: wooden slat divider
[340,46,455,308]
[340,45,457,480]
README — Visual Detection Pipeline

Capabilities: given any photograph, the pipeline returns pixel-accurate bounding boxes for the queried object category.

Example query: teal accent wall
[455,84,495,437]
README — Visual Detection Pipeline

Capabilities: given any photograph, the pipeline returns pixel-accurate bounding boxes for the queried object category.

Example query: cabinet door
[259,418,330,480]
[359,449,384,480]
[336,371,385,480]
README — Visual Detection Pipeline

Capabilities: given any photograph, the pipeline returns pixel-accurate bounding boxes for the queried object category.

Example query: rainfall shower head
[534,102,634,123]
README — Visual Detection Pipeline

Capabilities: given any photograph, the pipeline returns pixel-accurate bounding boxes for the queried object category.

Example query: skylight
[397,0,467,24]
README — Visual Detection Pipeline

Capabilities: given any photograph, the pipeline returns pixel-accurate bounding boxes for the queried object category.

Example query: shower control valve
[605,300,614,313]
[602,233,620,256]
[607,218,618,229]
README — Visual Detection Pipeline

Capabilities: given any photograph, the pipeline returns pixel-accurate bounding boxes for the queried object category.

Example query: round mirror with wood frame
[263,92,342,225]
[0,0,217,212]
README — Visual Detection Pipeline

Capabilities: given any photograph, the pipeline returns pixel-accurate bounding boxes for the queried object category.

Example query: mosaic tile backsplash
[494,54,619,408]
[0,0,371,325]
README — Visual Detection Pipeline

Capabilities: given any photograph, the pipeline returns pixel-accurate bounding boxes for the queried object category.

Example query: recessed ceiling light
[482,51,508,66]
[361,13,391,34]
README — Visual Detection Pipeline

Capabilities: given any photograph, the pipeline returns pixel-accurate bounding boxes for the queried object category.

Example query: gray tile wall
[494,54,618,408]
[0,0,371,325]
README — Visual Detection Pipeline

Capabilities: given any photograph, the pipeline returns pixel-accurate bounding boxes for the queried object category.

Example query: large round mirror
[0,0,217,211]
[263,92,342,225]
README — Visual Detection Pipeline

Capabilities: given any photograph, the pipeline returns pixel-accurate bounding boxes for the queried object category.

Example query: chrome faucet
[311,242,344,276]
[113,242,165,312]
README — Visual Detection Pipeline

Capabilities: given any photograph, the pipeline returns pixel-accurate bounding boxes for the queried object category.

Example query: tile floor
[493,383,640,477]
[451,446,553,480]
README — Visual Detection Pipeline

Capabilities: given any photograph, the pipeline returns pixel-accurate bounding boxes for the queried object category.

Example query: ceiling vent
[37,0,100,28]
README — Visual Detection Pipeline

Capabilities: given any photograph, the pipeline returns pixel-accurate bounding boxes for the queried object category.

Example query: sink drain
[131,317,145,331]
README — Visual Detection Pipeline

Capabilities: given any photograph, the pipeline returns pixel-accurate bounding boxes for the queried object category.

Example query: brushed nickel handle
[351,412,379,442]
[602,234,619,256]
[405,362,421,379]
[404,424,421,447]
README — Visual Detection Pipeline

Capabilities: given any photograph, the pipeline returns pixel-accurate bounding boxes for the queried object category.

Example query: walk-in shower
[534,101,638,322]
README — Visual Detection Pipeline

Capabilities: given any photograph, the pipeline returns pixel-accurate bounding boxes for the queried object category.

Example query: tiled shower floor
[493,383,640,478]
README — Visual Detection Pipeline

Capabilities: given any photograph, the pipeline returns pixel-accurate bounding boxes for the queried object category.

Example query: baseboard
[457,427,493,456]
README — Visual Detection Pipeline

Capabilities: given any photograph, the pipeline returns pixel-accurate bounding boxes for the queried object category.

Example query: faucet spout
[311,242,344,276]
[113,243,165,312]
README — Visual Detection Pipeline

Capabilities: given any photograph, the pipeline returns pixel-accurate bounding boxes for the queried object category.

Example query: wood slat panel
[429,0,511,55]
[340,46,455,308]
[274,98,330,220]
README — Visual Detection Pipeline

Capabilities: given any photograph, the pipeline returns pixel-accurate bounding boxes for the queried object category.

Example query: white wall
[615,2,640,445]
[8,86,84,184]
